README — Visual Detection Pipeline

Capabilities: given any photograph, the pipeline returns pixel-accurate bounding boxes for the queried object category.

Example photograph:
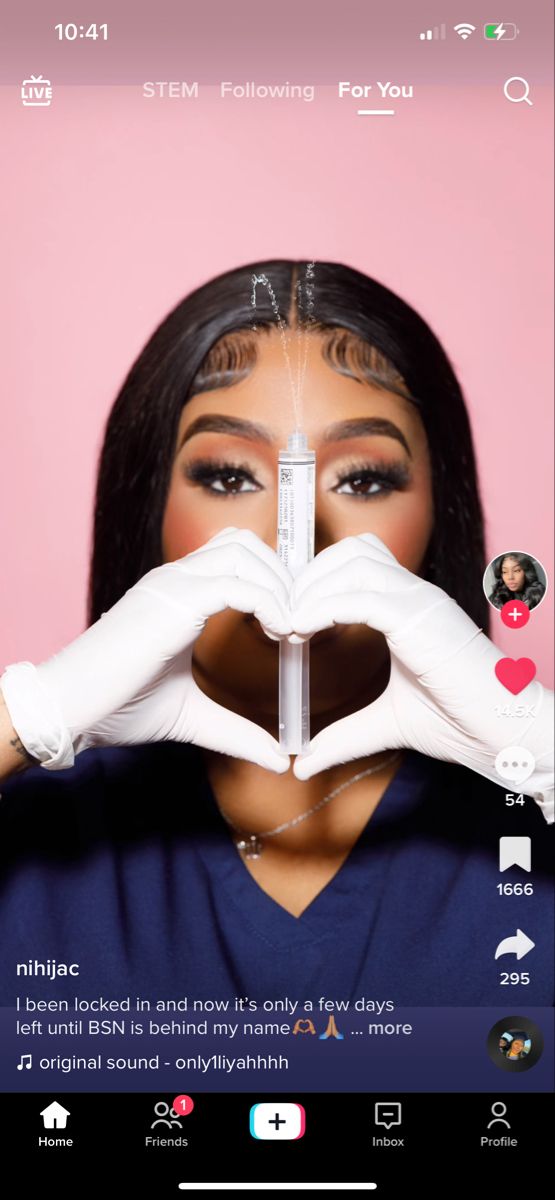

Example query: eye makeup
[182,455,411,499]
[329,458,410,500]
[182,457,263,495]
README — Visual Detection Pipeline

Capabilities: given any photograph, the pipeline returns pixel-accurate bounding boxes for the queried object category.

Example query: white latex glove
[289,534,554,819]
[0,528,292,774]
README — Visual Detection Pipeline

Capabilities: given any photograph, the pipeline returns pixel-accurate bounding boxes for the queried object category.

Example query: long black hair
[88,260,488,629]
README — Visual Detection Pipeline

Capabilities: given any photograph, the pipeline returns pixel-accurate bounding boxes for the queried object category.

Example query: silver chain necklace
[218,751,401,859]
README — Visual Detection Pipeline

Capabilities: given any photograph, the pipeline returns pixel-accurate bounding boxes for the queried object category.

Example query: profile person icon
[487,1101,511,1129]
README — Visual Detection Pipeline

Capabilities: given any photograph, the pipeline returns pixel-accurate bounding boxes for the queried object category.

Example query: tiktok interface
[1,0,553,1192]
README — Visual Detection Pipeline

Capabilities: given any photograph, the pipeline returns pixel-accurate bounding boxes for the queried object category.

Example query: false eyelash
[182,456,410,499]
[183,458,262,489]
[332,460,410,490]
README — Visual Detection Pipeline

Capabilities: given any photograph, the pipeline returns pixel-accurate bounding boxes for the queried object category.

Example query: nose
[261,517,334,558]
[263,481,365,560]
[262,492,339,557]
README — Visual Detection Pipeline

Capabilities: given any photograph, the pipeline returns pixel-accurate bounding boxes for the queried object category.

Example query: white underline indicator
[178,1186,378,1193]
[357,109,395,116]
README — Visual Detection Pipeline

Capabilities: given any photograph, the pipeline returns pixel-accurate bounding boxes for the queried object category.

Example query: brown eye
[211,470,257,494]
[336,474,383,496]
[184,460,262,496]
[332,462,409,499]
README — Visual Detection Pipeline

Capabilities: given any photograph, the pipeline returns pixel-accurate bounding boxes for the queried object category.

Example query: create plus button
[249,1102,306,1140]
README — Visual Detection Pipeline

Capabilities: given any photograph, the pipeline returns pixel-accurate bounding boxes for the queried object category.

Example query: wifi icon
[454,22,476,39]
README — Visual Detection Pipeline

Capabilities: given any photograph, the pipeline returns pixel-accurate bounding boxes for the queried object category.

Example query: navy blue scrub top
[0,743,552,1005]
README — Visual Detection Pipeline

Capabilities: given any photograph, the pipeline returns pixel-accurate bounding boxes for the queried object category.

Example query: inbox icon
[375,1101,402,1130]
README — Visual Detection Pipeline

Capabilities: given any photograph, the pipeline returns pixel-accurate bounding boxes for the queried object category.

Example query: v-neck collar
[193,751,431,950]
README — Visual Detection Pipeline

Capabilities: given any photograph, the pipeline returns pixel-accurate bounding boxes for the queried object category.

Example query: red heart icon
[495,657,536,695]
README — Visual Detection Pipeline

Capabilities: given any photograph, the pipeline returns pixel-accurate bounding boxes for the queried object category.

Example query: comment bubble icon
[374,1101,402,1130]
[495,746,535,785]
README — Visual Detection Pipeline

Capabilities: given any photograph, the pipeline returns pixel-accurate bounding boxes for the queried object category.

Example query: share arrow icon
[494,929,535,960]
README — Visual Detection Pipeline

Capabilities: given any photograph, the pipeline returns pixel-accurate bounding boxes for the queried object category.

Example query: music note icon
[17,1053,32,1070]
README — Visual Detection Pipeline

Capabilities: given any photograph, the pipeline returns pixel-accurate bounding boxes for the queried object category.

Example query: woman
[488,553,546,611]
[0,261,552,1006]
[504,1034,530,1061]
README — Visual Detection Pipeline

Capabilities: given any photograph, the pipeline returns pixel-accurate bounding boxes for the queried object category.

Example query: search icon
[503,77,533,106]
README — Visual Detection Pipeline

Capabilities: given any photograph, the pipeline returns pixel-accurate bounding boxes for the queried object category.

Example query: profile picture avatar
[498,1029,531,1060]
[483,551,547,613]
[487,1016,543,1072]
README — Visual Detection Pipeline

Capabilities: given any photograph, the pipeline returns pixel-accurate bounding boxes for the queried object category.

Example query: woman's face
[501,556,526,592]
[162,330,434,735]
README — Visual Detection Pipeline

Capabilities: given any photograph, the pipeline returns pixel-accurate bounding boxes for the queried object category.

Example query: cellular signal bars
[419,25,446,40]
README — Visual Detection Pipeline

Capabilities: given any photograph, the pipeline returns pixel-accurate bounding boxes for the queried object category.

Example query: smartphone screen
[1,1,553,1193]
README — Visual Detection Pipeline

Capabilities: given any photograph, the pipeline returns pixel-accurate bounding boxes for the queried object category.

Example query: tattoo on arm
[9,734,35,766]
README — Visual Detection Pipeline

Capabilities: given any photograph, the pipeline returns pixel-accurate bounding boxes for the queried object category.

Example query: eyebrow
[179,414,412,457]
[322,418,411,457]
[180,415,273,449]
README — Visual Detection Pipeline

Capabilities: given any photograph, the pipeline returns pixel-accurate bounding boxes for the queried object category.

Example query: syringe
[277,429,316,755]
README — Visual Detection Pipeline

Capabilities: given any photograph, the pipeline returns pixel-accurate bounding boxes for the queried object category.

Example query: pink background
[1,54,553,680]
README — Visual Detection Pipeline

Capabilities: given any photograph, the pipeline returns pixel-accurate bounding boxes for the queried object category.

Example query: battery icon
[484,22,519,39]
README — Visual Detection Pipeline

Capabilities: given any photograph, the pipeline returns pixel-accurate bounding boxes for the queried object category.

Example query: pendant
[236,835,263,860]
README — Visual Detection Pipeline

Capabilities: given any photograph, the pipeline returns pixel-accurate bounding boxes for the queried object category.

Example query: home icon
[40,1100,71,1129]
